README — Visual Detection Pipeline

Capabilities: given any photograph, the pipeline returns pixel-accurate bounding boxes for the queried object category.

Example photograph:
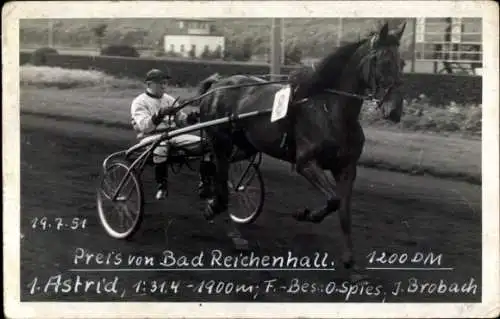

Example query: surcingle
[284,67,318,172]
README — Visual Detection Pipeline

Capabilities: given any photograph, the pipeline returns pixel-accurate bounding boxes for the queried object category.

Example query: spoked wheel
[227,158,265,224]
[96,158,144,239]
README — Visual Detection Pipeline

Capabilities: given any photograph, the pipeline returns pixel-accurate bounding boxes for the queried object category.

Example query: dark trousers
[154,160,215,188]
[154,162,168,186]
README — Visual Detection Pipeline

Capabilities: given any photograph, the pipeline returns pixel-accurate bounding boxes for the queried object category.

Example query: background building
[163,19,225,58]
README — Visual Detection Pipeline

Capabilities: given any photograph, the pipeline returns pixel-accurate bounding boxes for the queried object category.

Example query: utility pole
[411,18,417,73]
[48,20,54,47]
[281,18,285,66]
[337,18,343,48]
[270,18,282,81]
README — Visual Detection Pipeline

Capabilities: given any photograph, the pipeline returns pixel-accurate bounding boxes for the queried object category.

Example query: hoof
[232,237,250,251]
[343,259,355,270]
[343,262,370,284]
[198,181,213,199]
[349,271,371,285]
[203,199,224,221]
[203,199,217,221]
[327,198,341,212]
[308,212,329,224]
[199,189,213,200]
[293,208,311,221]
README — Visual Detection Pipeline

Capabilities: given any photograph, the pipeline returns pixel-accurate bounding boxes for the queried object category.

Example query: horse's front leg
[294,160,341,223]
[333,164,366,281]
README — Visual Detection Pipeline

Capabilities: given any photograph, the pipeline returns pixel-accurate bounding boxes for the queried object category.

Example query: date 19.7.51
[30,217,88,231]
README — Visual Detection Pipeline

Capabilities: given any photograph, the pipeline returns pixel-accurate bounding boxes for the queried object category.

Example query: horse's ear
[378,22,389,39]
[394,21,407,41]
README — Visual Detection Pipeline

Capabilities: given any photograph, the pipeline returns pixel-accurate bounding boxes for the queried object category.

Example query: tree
[285,42,303,65]
[92,23,107,50]
[212,45,223,59]
[122,29,148,47]
[188,46,196,59]
[200,45,211,59]
[241,37,253,61]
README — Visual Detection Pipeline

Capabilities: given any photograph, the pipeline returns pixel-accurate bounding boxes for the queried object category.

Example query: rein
[171,75,389,115]
[167,79,291,114]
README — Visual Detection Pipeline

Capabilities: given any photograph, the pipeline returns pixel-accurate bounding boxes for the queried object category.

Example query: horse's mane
[291,38,369,96]
[315,38,369,88]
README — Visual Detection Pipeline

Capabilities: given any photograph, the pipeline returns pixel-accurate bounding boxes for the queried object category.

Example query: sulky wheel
[96,158,144,239]
[227,159,265,224]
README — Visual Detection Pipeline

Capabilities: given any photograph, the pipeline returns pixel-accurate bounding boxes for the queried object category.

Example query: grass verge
[362,98,481,138]
[20,65,144,90]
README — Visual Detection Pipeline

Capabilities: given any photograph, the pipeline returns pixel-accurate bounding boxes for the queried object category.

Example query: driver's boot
[154,162,168,200]
[198,160,215,199]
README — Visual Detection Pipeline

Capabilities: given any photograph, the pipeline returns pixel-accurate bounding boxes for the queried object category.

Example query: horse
[196,21,406,276]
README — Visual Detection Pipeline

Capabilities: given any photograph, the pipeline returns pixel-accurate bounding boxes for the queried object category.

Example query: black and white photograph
[3,1,499,318]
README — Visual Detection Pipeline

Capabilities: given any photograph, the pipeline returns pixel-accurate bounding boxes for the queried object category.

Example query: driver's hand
[186,111,199,125]
[159,105,175,117]
[177,111,188,123]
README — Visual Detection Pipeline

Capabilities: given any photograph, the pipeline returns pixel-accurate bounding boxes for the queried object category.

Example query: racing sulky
[196,21,406,278]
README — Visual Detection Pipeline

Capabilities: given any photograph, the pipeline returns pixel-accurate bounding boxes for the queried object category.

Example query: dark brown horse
[196,22,406,275]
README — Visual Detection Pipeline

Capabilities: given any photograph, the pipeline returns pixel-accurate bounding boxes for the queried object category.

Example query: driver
[130,68,215,200]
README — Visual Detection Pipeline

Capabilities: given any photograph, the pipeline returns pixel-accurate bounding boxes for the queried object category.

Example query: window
[170,44,175,52]
[180,44,185,52]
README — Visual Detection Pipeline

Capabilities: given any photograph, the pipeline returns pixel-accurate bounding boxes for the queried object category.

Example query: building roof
[165,19,224,37]
[165,30,225,37]
[175,18,215,23]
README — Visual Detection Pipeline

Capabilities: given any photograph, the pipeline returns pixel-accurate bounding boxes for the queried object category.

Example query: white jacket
[130,91,187,138]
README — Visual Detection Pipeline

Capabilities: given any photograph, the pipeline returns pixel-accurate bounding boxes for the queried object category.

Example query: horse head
[376,58,406,123]
[359,21,406,122]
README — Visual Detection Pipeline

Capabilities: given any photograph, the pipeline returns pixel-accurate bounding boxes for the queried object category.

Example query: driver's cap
[145,69,171,83]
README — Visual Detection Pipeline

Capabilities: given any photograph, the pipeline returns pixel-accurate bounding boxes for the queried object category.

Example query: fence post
[270,18,282,80]
[411,18,417,73]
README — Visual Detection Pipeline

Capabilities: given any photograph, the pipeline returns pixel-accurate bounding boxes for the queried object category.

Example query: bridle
[322,35,402,110]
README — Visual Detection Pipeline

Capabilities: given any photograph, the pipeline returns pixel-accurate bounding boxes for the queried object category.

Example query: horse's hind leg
[204,135,232,221]
[294,160,341,223]
[203,135,250,250]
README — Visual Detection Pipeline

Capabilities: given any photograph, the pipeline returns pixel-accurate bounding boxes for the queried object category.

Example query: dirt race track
[20,112,482,304]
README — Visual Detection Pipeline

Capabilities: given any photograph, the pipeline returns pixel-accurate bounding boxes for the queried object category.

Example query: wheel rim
[228,160,264,224]
[97,162,142,239]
